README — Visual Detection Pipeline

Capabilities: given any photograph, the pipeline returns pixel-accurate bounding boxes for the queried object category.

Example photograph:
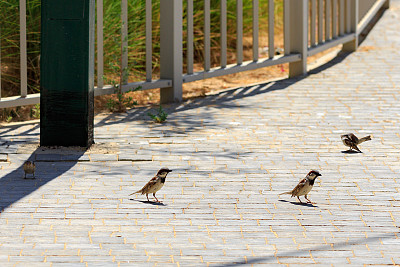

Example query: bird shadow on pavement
[341,150,362,154]
[129,198,168,206]
[278,199,318,208]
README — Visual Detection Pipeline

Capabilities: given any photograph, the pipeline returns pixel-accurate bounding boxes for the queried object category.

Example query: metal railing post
[160,0,183,103]
[342,0,359,52]
[287,0,308,77]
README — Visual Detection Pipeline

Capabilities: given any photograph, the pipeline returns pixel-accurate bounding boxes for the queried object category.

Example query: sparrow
[129,168,172,202]
[279,170,321,203]
[23,161,36,179]
[341,133,371,152]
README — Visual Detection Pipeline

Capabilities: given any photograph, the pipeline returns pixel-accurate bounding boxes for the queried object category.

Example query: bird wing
[342,135,357,147]
[343,138,355,148]
[348,133,359,143]
[132,176,158,195]
[291,178,308,197]
[343,135,361,151]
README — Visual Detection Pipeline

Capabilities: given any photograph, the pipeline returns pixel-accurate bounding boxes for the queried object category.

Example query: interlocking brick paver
[1,1,400,266]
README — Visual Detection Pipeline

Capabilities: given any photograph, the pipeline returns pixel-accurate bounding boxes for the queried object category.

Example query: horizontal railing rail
[307,0,357,57]
[0,0,390,109]
[182,0,302,84]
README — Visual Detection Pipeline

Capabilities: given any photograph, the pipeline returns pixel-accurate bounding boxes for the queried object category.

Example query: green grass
[0,0,283,98]
[0,0,41,96]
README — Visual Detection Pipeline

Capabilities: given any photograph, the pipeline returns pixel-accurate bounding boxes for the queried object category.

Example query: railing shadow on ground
[212,232,398,267]
[0,51,352,212]
[0,123,39,143]
[95,51,352,133]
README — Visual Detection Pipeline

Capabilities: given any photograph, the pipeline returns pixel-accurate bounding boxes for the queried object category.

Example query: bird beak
[317,173,322,177]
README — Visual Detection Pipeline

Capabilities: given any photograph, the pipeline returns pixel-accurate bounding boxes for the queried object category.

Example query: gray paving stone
[0,154,7,162]
[1,2,400,266]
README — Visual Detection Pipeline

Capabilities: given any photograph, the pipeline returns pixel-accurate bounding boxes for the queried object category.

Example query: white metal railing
[93,0,172,97]
[0,0,390,109]
[0,0,40,108]
[182,0,302,84]
[307,0,356,57]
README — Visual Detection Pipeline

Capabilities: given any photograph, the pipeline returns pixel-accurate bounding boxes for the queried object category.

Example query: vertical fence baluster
[221,0,227,68]
[318,0,323,43]
[146,0,152,81]
[20,0,27,97]
[310,0,316,47]
[284,0,290,55]
[187,0,194,74]
[97,0,104,88]
[253,0,259,62]
[268,0,275,58]
[332,0,337,38]
[325,0,331,41]
[339,0,345,35]
[0,26,2,99]
[345,0,351,33]
[237,0,243,65]
[121,0,128,85]
[204,0,211,71]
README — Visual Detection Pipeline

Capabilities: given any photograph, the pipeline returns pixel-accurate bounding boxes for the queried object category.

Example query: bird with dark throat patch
[279,170,321,204]
[130,168,172,202]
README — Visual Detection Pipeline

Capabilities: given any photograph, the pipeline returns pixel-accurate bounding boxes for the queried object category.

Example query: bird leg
[305,195,313,204]
[153,193,160,203]
[297,196,303,203]
[146,194,150,202]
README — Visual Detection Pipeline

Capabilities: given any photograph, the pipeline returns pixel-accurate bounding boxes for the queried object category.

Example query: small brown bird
[23,161,36,179]
[279,170,321,203]
[130,168,172,202]
[341,133,371,152]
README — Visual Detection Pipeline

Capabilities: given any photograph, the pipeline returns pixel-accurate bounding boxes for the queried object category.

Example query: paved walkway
[1,2,400,266]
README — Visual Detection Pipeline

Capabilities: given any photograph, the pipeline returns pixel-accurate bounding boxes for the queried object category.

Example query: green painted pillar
[40,0,95,147]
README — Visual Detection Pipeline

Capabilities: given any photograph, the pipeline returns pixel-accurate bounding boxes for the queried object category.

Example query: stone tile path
[1,2,400,266]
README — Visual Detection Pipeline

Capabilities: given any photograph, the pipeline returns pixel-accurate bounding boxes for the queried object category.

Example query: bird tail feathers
[358,135,371,143]
[278,191,292,196]
[129,190,143,196]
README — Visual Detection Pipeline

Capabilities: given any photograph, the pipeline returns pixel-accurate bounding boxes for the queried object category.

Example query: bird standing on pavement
[279,170,321,203]
[130,168,172,202]
[341,133,371,152]
[23,161,36,179]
